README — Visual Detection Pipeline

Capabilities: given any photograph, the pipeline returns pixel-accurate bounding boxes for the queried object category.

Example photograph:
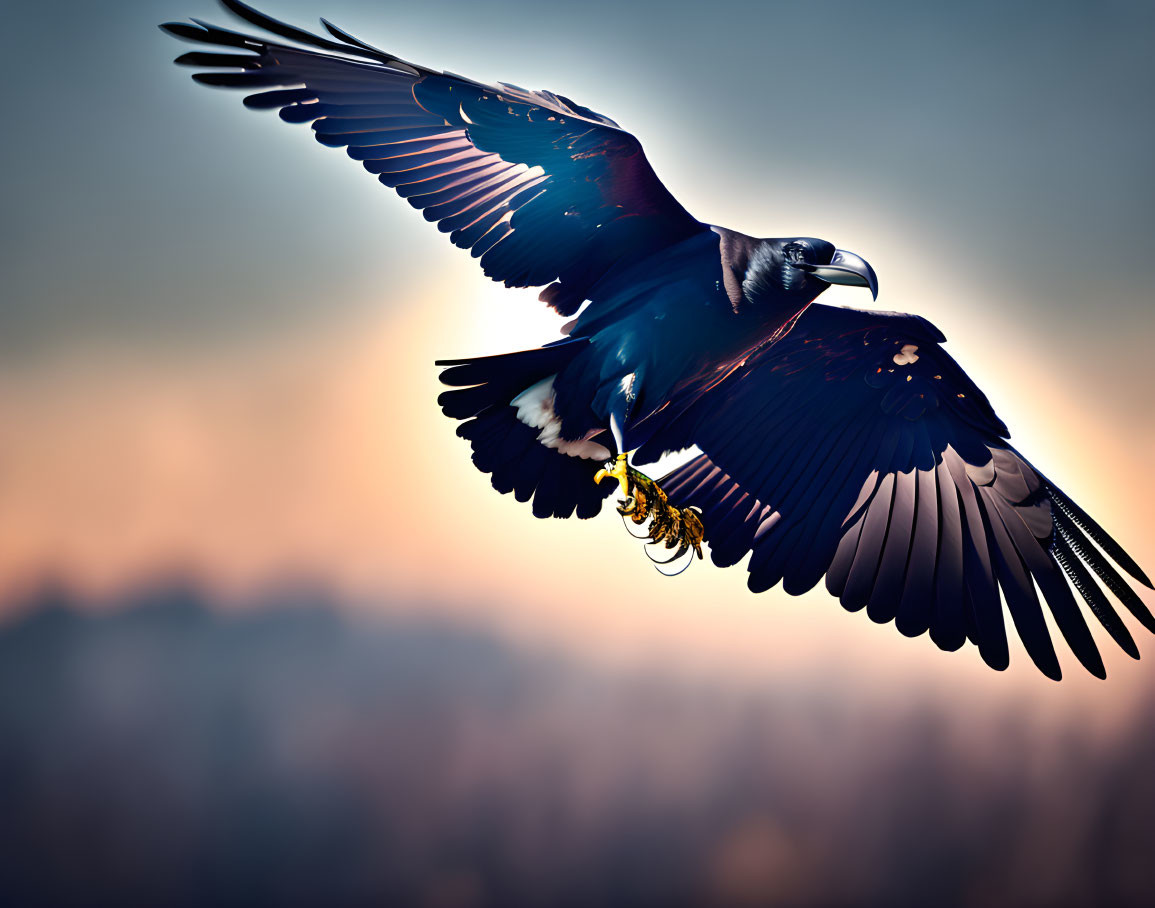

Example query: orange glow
[4,254,1154,737]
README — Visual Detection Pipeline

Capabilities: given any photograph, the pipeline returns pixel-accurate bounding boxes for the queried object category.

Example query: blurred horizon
[5,580,1155,907]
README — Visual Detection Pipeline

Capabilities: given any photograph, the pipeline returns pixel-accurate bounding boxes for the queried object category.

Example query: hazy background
[2,0,1154,904]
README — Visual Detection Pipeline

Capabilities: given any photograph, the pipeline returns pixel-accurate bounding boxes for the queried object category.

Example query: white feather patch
[512,376,611,460]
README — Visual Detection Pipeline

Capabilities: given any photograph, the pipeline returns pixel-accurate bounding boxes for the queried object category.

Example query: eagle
[163,0,1152,679]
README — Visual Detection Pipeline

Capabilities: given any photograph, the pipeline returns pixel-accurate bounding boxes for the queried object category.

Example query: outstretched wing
[652,304,1153,679]
[162,0,705,316]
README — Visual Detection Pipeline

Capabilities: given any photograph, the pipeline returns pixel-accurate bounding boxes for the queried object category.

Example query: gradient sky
[2,0,1154,717]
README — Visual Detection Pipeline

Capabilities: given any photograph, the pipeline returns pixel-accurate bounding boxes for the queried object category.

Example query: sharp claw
[645,541,690,564]
[621,511,652,538]
[654,546,696,577]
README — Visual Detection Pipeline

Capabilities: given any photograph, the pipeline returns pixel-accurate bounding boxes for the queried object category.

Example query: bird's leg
[594,452,632,497]
[594,411,633,496]
[607,464,705,560]
[595,434,704,560]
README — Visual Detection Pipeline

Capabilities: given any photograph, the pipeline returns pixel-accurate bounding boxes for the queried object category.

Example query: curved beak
[797,249,878,300]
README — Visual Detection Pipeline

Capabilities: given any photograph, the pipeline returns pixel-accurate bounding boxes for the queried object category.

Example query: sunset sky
[3,0,1155,720]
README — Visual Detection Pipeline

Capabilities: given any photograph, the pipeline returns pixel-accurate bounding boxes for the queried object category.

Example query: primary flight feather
[163,0,1152,679]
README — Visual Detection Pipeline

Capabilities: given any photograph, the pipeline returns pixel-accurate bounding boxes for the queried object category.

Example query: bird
[163,0,1152,680]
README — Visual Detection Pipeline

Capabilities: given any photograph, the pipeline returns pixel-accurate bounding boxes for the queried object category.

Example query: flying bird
[163,0,1152,680]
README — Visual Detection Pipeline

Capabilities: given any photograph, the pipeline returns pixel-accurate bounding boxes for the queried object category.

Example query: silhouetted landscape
[2,582,1154,907]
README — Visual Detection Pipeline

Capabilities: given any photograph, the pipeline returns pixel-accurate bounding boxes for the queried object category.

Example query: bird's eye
[784,242,809,265]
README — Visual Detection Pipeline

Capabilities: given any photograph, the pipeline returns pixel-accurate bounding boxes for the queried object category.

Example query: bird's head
[744,237,878,304]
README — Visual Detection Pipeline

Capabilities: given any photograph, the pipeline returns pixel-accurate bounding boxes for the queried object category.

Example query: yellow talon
[594,452,631,497]
[597,454,706,561]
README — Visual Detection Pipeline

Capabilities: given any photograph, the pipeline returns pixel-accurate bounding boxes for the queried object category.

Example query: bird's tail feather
[437,340,614,519]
